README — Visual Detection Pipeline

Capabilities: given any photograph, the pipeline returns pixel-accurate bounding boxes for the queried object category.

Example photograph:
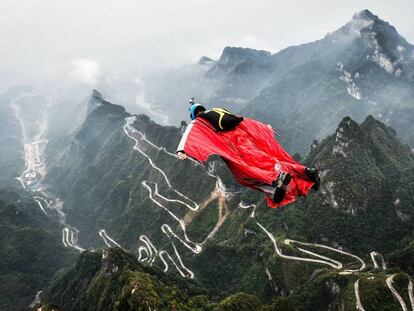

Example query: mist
[1,0,413,111]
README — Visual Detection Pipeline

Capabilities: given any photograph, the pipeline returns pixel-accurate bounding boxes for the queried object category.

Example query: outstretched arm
[176,121,195,161]
[177,122,194,150]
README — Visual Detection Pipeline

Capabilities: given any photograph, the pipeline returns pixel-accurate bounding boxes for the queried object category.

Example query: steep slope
[44,91,217,249]
[144,47,274,125]
[0,188,76,311]
[39,248,210,311]
[0,87,27,187]
[245,10,414,153]
[204,47,274,110]
[276,115,414,254]
[42,91,414,310]
[38,246,413,311]
[0,85,88,309]
[144,10,414,155]
[39,247,299,311]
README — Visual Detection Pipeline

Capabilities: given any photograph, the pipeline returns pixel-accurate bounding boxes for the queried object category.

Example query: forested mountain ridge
[35,91,414,310]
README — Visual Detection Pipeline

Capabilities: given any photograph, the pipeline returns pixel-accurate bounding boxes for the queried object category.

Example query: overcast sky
[1,0,413,90]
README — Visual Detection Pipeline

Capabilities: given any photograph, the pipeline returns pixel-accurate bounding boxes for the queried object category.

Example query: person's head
[189,103,206,120]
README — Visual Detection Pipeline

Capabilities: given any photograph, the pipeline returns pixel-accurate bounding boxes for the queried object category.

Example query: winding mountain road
[12,91,85,253]
[354,279,365,311]
[126,116,371,280]
[99,229,125,250]
[34,197,48,215]
[239,202,367,271]
[124,116,229,278]
[370,251,387,270]
[238,201,414,310]
[386,274,410,311]
[62,227,85,252]
[124,115,411,310]
[409,279,414,311]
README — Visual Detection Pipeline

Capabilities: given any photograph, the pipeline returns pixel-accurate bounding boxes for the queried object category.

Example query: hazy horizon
[1,0,413,92]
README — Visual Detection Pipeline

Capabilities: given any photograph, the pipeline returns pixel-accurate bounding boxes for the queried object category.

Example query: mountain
[38,246,413,311]
[38,91,414,310]
[143,47,274,125]
[198,56,215,66]
[0,85,89,309]
[38,247,295,311]
[144,60,216,125]
[38,248,209,311]
[2,9,414,310]
[204,47,273,109]
[44,91,217,248]
[144,10,414,155]
[0,188,76,311]
[0,87,27,187]
[282,115,414,253]
[245,9,414,153]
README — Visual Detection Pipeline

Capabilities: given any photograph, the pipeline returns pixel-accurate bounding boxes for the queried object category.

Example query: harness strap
[212,108,231,130]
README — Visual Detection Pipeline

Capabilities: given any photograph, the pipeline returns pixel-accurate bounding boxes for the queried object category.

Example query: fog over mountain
[143,10,414,156]
[1,1,414,98]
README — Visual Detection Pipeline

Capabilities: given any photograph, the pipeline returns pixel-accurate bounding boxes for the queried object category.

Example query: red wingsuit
[177,117,314,207]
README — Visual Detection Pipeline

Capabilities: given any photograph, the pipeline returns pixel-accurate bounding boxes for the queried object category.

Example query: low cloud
[241,34,257,45]
[135,91,170,125]
[70,58,100,85]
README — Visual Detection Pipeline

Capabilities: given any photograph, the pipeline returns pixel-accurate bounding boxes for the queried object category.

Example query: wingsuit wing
[177,119,234,162]
[177,118,314,208]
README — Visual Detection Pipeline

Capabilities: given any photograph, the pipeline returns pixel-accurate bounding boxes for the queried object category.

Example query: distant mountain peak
[330,9,400,43]
[334,10,377,40]
[325,9,413,77]
[88,89,126,115]
[352,9,378,22]
[205,46,273,79]
[217,46,272,66]
[198,56,215,65]
[91,89,104,101]
[338,116,357,128]
[336,115,394,143]
[335,116,363,141]
[347,9,404,42]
